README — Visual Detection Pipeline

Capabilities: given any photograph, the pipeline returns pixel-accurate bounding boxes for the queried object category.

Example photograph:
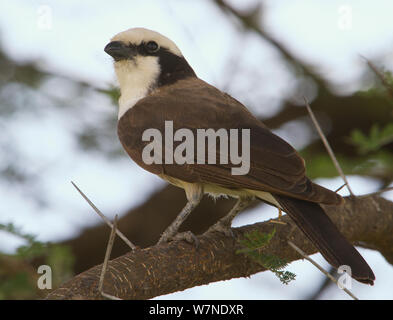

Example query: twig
[334,183,346,193]
[100,292,122,300]
[305,266,337,300]
[99,215,117,292]
[303,97,354,196]
[71,181,136,250]
[213,0,329,92]
[269,208,287,225]
[360,55,393,99]
[287,241,358,300]
[98,215,122,300]
[358,186,393,198]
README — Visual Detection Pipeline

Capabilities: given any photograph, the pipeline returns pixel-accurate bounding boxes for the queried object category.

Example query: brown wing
[118,77,341,205]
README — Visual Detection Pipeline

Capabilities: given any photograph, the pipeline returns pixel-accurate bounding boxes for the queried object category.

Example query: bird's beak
[104,41,136,61]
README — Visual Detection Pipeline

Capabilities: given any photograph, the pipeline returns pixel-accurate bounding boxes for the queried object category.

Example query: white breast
[115,55,161,119]
[118,95,146,119]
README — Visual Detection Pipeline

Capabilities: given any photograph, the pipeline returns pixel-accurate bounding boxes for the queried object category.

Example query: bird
[104,27,375,285]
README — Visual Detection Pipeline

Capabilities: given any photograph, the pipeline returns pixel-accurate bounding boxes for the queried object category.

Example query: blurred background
[0,0,392,299]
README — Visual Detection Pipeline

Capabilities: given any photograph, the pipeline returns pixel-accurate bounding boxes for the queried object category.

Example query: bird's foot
[158,230,199,247]
[172,231,199,247]
[206,220,234,238]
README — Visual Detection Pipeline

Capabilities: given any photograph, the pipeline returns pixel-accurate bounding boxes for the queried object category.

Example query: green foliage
[237,229,296,285]
[0,271,36,300]
[348,124,393,154]
[301,149,393,181]
[46,245,74,285]
[382,70,393,85]
[356,69,393,101]
[0,222,74,299]
[0,222,36,245]
[97,87,121,105]
[0,222,46,260]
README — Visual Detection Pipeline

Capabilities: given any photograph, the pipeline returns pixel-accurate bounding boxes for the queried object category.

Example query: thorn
[288,241,358,300]
[71,181,136,250]
[360,55,393,99]
[270,207,287,225]
[334,183,347,193]
[303,97,355,196]
[99,215,120,299]
[358,186,393,198]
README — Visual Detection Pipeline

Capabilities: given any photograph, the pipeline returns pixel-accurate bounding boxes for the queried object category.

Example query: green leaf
[237,229,296,285]
[348,123,393,154]
[97,87,120,105]
[0,222,75,298]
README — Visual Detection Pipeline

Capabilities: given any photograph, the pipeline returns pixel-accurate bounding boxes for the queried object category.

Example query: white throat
[116,56,160,119]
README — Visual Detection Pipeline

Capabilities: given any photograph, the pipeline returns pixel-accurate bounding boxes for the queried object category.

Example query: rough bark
[46,195,393,300]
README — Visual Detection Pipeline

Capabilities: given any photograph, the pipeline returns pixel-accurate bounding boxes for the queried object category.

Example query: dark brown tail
[273,195,375,285]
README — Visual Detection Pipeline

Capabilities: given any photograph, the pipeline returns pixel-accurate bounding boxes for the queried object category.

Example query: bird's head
[105,28,195,111]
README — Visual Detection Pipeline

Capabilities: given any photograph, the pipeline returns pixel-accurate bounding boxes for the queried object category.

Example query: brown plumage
[118,77,341,204]
[108,28,375,285]
[118,77,374,284]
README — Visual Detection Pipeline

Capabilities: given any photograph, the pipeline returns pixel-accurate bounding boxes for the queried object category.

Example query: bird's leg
[158,184,203,245]
[206,197,254,237]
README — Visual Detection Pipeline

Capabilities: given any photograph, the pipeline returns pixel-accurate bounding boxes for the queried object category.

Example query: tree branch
[46,195,393,300]
[212,0,331,93]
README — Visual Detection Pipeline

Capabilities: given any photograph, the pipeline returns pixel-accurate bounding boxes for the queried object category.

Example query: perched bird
[104,27,375,285]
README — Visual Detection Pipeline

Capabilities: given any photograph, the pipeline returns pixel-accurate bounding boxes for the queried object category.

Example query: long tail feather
[273,195,375,285]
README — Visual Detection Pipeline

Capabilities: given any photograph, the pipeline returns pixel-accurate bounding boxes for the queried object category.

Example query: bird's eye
[145,41,159,53]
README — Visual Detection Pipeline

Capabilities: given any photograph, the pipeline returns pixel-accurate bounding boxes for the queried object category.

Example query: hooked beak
[104,41,137,61]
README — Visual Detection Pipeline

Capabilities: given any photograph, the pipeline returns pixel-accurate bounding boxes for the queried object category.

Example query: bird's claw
[172,231,199,247]
[206,221,235,238]
[158,231,199,247]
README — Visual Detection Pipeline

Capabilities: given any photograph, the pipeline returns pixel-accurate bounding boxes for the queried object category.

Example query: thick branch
[47,195,393,300]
